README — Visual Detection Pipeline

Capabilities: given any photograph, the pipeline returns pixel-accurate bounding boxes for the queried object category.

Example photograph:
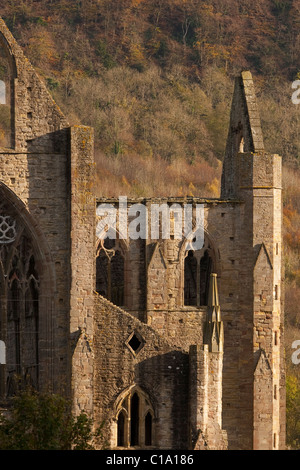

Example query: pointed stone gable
[254,242,273,270]
[241,71,264,151]
[253,349,273,450]
[0,17,68,152]
[254,243,273,312]
[254,348,272,376]
[221,71,264,199]
[147,243,167,309]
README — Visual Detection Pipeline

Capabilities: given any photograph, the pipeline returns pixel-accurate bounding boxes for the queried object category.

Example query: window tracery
[0,209,39,398]
[96,238,125,307]
[184,238,214,307]
[115,386,155,449]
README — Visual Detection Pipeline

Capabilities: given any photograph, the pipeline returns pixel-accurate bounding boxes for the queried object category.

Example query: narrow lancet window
[184,251,197,306]
[117,411,125,447]
[96,238,125,307]
[145,412,153,446]
[130,393,139,446]
[0,222,40,399]
[200,250,213,306]
[184,244,214,307]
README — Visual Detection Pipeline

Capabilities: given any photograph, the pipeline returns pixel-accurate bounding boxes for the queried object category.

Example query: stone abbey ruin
[0,17,285,450]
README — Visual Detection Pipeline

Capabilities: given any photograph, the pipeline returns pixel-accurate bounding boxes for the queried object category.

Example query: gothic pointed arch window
[130,392,139,446]
[0,209,41,399]
[184,236,215,307]
[96,237,125,307]
[0,34,14,148]
[184,250,197,306]
[117,410,126,447]
[114,386,155,449]
[145,411,153,446]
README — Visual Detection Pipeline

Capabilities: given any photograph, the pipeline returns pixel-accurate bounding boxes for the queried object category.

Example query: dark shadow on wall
[134,350,190,450]
[25,128,71,396]
[26,129,69,155]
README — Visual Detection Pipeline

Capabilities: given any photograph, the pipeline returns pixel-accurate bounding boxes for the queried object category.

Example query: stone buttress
[221,71,285,449]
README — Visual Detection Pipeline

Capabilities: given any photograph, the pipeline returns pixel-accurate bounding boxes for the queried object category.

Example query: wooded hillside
[1,0,299,196]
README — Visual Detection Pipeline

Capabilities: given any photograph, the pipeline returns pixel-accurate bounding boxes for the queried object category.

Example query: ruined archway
[0,183,56,399]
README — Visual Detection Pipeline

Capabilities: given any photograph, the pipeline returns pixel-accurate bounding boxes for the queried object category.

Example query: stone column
[69,125,95,416]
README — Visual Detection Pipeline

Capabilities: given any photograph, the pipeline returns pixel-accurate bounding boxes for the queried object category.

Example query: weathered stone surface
[0,19,284,451]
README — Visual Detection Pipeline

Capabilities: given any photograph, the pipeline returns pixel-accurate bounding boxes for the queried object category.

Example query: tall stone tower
[221,71,285,449]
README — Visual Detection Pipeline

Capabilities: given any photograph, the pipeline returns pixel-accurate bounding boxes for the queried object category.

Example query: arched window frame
[0,223,40,398]
[182,232,218,308]
[0,183,56,401]
[114,386,155,449]
[116,408,128,448]
[96,231,128,307]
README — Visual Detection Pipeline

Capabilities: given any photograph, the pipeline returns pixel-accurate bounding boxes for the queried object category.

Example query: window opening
[128,334,141,353]
[130,393,139,446]
[145,412,152,446]
[239,137,245,152]
[125,331,145,356]
[200,250,213,306]
[184,243,214,307]
[0,222,40,398]
[111,250,124,306]
[184,251,197,306]
[96,239,125,307]
[115,387,154,449]
[117,411,125,447]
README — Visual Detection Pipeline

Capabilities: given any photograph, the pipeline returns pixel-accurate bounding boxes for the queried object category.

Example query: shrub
[0,389,104,450]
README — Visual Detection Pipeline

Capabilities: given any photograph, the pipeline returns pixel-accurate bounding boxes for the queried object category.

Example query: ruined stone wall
[0,19,72,394]
[95,160,284,450]
[0,150,70,394]
[96,198,241,349]
[93,294,190,450]
[0,19,96,404]
[95,196,258,449]
[218,69,284,450]
[0,17,285,450]
[189,345,227,450]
